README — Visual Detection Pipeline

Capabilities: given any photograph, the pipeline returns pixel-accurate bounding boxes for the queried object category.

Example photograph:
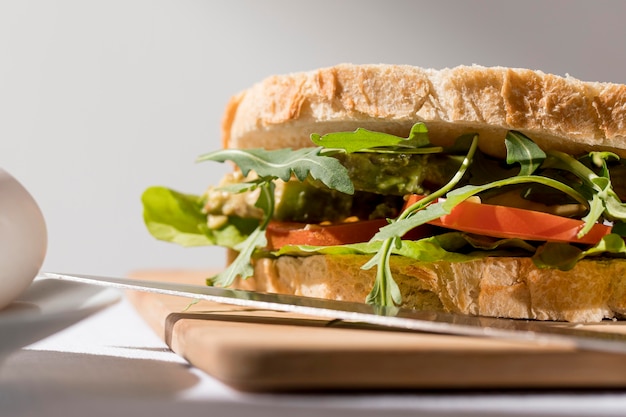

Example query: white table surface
[2,293,626,417]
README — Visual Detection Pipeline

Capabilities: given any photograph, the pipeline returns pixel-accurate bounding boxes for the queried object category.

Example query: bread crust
[222,64,626,158]
[233,255,626,323]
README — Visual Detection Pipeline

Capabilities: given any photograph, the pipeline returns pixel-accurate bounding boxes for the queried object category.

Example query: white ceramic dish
[0,277,120,359]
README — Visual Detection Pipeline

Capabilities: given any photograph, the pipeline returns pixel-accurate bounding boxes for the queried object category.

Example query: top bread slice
[222,64,626,158]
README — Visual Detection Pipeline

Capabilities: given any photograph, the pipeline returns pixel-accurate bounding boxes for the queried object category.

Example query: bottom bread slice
[234,255,626,323]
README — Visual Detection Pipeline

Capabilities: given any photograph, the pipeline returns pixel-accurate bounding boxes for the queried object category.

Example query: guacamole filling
[203,151,465,226]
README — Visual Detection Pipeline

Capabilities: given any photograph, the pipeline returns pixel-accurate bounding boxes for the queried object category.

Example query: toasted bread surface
[222,64,626,158]
[231,255,626,323]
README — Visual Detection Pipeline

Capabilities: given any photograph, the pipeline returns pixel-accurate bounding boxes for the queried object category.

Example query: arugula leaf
[372,201,448,241]
[544,150,626,235]
[142,186,256,248]
[373,134,480,242]
[363,134,479,306]
[444,176,588,209]
[581,191,607,237]
[311,122,432,153]
[590,151,620,176]
[401,123,433,148]
[207,226,266,287]
[505,131,546,175]
[197,147,354,195]
[587,152,626,222]
[196,144,361,287]
[364,239,401,306]
[208,182,275,287]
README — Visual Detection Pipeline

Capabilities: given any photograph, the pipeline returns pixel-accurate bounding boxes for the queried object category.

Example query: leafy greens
[142,186,257,247]
[142,123,626,308]
[311,122,437,153]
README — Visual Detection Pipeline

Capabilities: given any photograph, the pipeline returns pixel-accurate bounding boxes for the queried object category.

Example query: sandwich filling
[142,123,626,307]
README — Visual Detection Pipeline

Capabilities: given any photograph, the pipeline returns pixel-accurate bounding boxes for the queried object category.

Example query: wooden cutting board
[126,270,626,392]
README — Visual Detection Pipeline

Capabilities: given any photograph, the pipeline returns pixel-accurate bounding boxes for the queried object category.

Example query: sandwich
[142,64,626,323]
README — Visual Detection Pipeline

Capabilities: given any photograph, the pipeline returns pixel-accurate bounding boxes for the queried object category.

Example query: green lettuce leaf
[533,233,626,270]
[141,186,257,248]
[274,232,536,263]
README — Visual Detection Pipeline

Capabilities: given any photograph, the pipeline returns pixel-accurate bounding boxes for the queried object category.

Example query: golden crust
[221,64,626,158]
[234,255,626,323]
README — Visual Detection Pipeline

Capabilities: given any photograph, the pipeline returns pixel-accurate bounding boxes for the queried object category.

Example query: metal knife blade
[40,271,626,354]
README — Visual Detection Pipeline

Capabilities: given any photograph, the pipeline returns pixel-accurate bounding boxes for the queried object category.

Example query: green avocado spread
[204,151,463,225]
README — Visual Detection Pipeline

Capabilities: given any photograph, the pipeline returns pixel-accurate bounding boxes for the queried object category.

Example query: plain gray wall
[2,0,626,276]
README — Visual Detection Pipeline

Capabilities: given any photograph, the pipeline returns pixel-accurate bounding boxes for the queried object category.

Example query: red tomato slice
[266,219,435,249]
[404,195,611,245]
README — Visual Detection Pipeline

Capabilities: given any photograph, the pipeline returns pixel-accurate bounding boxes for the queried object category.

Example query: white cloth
[2,296,626,417]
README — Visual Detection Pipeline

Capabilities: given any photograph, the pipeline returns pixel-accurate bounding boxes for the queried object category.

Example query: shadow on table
[0,348,199,399]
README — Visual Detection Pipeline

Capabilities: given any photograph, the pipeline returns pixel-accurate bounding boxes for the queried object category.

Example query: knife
[40,271,626,354]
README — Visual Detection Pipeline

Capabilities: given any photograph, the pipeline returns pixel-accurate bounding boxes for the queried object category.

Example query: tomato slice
[267,195,612,250]
[266,219,435,249]
[404,195,611,245]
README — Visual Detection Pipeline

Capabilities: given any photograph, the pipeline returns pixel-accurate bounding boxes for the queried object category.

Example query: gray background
[2,0,626,276]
